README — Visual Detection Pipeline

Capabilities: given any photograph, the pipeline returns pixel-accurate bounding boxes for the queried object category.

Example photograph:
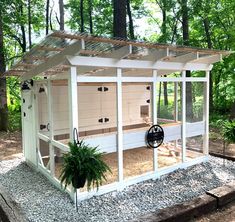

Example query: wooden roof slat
[37,46,65,52]
[50,31,231,55]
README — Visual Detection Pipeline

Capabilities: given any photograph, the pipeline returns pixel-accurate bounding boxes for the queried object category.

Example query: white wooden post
[47,79,55,176]
[68,66,79,204]
[68,67,79,141]
[174,82,178,150]
[117,68,124,184]
[152,70,158,172]
[182,71,186,162]
[203,71,210,155]
[174,82,178,122]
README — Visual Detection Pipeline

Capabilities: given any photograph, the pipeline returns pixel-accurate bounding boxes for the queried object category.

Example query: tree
[59,0,64,31]
[179,0,193,120]
[46,0,50,35]
[88,0,93,34]
[113,0,127,38]
[28,0,32,48]
[0,7,8,131]
[80,0,84,32]
[127,0,134,39]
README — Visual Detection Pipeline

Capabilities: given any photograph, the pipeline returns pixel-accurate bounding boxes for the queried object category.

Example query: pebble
[0,156,234,222]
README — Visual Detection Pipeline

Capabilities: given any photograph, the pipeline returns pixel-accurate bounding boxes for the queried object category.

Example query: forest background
[0,0,234,132]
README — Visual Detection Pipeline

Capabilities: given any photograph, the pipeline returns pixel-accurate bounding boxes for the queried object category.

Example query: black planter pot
[72,175,86,189]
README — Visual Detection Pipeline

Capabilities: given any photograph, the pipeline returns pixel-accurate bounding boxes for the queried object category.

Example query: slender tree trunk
[113,0,127,38]
[46,0,50,35]
[126,0,134,39]
[203,17,213,113]
[0,9,8,131]
[50,4,53,31]
[163,81,168,106]
[161,1,168,105]
[88,0,93,34]
[158,82,162,115]
[59,0,64,31]
[20,4,27,52]
[80,0,84,32]
[28,0,32,48]
[181,0,193,121]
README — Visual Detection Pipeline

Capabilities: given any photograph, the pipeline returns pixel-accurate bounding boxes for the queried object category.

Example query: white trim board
[67,56,213,71]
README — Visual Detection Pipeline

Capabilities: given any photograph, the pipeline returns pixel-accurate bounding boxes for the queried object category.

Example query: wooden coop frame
[5,31,231,202]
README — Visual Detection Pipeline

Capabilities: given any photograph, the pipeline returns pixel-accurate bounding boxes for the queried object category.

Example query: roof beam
[22,39,85,80]
[168,52,198,63]
[37,46,64,52]
[77,45,132,74]
[191,54,222,64]
[141,48,169,61]
[109,45,132,59]
[67,55,213,71]
[157,70,179,76]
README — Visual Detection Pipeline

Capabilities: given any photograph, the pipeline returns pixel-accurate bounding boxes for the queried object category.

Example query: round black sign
[146,125,164,148]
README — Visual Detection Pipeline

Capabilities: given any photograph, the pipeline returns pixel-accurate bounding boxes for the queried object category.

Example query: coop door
[78,84,117,135]
[22,90,37,166]
[37,82,50,136]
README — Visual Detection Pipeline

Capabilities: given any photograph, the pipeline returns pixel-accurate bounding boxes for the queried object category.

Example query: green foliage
[60,141,111,191]
[8,110,21,132]
[209,113,228,128]
[221,120,235,144]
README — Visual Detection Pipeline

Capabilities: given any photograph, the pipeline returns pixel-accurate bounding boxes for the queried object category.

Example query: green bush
[222,120,235,144]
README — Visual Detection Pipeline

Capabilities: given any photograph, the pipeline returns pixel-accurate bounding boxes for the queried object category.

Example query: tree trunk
[113,0,127,38]
[163,81,168,106]
[20,4,26,52]
[203,17,213,113]
[181,0,193,121]
[0,9,8,131]
[88,0,93,34]
[230,102,235,119]
[46,0,50,35]
[59,0,64,31]
[28,0,32,48]
[126,0,134,39]
[158,82,162,115]
[80,0,84,33]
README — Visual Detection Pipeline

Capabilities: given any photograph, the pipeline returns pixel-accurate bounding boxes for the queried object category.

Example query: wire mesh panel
[122,83,153,179]
[185,82,205,160]
[157,82,183,169]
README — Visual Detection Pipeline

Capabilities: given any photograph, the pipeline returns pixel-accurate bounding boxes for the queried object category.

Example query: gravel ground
[0,156,234,222]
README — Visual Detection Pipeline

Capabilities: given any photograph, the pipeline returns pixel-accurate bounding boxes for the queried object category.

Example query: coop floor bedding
[0,156,234,222]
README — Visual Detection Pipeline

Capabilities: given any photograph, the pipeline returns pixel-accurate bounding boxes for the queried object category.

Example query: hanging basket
[72,174,86,189]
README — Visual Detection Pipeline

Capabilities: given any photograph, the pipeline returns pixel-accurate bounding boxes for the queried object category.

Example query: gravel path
[0,156,234,222]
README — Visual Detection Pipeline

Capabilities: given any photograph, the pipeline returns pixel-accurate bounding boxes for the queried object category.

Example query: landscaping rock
[0,156,234,222]
[206,181,235,207]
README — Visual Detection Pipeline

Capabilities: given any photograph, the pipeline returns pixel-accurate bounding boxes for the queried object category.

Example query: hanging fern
[60,141,111,191]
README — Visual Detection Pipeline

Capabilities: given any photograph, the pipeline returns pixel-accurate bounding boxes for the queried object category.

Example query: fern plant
[222,120,235,144]
[60,141,111,191]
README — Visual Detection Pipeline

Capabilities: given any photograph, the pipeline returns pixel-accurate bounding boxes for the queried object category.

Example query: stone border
[209,152,235,162]
[131,181,235,222]
[0,184,26,222]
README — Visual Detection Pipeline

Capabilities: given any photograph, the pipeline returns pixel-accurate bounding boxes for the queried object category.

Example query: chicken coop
[5,31,231,201]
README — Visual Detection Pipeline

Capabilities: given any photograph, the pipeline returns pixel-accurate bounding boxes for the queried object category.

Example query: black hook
[73,128,80,145]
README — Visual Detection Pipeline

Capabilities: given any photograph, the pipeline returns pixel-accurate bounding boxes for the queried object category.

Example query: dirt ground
[0,130,234,221]
[195,200,235,222]
[0,131,23,161]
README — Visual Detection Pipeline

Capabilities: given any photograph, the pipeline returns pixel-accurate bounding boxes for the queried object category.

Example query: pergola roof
[4,31,232,80]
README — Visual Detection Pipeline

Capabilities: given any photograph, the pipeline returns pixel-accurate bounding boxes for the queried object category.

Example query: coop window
[140,105,149,117]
